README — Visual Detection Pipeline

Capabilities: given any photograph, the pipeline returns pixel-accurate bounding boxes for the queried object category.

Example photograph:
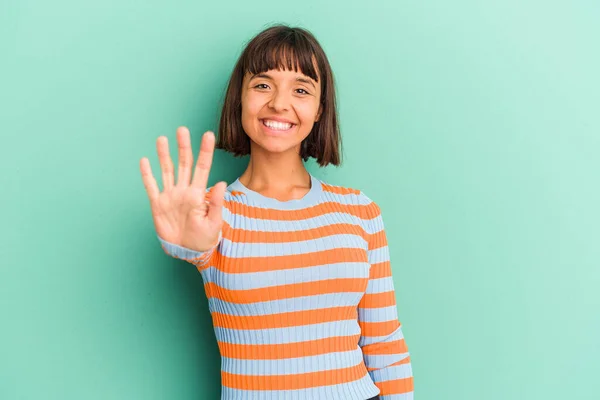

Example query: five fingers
[140,127,221,204]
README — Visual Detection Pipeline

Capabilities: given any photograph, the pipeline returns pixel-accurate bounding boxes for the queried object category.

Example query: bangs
[242,37,320,83]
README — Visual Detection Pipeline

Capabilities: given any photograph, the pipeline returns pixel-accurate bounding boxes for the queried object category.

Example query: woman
[139,24,413,400]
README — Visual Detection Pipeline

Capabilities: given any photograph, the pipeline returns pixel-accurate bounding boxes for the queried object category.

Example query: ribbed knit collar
[228,172,323,210]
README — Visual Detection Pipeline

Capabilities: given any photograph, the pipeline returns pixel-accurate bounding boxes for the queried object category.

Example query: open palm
[139,126,227,252]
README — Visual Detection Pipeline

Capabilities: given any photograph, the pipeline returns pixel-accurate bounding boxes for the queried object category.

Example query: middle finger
[176,126,193,186]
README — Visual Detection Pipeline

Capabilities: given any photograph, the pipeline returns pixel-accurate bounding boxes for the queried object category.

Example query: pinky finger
[140,157,160,201]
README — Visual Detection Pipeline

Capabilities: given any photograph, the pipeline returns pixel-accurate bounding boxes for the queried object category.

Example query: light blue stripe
[381,393,414,400]
[214,320,361,345]
[359,325,405,347]
[369,363,413,384]
[358,306,399,323]
[218,234,367,258]
[360,333,406,346]
[368,246,390,264]
[228,174,324,210]
[157,234,216,261]
[363,353,411,370]
[224,184,372,208]
[208,292,364,316]
[220,372,379,400]
[206,262,369,290]
[221,349,363,374]
[366,276,396,293]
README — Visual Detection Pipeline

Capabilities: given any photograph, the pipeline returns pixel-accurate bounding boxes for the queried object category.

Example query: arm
[358,201,414,399]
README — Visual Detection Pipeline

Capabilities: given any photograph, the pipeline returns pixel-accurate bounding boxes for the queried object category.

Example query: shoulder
[319,178,382,218]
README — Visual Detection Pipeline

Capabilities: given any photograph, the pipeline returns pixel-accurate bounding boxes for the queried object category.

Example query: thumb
[207,181,227,225]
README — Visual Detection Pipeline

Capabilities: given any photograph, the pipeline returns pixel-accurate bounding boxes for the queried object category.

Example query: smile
[261,119,296,131]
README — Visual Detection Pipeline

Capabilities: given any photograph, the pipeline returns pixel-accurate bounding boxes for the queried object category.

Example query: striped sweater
[158,173,414,400]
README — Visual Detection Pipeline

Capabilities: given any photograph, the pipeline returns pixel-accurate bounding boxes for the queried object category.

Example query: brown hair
[216,24,342,167]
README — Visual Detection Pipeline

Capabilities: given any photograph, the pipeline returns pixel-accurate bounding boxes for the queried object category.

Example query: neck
[239,143,311,197]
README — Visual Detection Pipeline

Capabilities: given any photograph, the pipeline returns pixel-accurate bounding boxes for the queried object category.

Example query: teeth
[263,119,293,130]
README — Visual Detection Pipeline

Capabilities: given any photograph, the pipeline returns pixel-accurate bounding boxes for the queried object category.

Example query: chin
[247,135,298,154]
[260,141,299,154]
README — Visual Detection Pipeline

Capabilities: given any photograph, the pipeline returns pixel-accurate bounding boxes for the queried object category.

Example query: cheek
[241,100,264,137]
[296,102,320,123]
[244,91,266,110]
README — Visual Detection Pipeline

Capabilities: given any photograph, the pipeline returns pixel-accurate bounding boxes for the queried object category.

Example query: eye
[296,88,310,95]
[254,83,269,89]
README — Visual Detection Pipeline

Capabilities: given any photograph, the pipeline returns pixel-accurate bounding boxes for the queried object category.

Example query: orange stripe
[359,292,397,308]
[391,356,411,366]
[218,335,359,359]
[220,221,369,243]
[206,278,368,303]
[370,261,392,279]
[368,230,387,250]
[321,183,361,196]
[361,339,408,356]
[212,306,357,330]
[376,377,414,395]
[358,320,401,337]
[210,247,368,274]
[222,200,376,221]
[222,362,368,390]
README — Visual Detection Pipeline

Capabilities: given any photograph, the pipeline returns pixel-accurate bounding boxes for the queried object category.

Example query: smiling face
[240,66,322,155]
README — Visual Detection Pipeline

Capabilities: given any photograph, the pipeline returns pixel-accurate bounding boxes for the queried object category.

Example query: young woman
[140,24,414,400]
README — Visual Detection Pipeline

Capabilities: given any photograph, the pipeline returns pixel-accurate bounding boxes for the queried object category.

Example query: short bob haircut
[216,24,342,167]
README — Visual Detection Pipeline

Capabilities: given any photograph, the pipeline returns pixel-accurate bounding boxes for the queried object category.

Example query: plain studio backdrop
[1,0,598,399]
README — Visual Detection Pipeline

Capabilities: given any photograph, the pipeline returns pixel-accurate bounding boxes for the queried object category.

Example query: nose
[268,88,291,112]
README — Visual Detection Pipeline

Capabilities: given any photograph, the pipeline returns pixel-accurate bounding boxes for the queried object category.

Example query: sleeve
[358,200,414,399]
[157,230,221,270]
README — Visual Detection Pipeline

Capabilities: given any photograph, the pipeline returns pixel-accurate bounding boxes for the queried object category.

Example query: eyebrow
[251,73,316,89]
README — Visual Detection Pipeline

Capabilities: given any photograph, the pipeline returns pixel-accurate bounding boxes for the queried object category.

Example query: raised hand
[140,126,227,252]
